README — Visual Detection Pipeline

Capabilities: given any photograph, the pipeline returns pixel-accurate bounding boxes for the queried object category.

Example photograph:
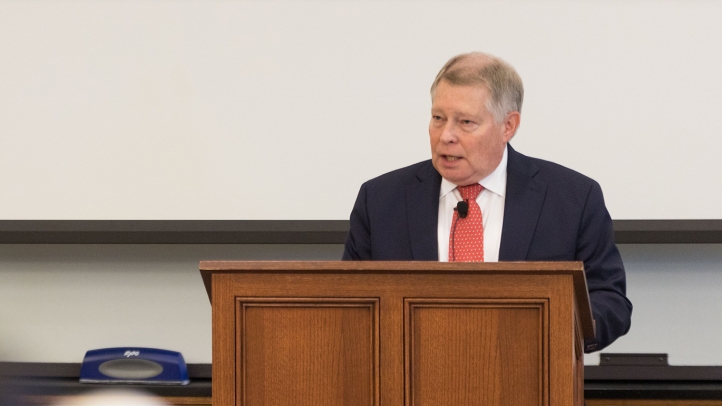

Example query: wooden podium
[200,261,594,406]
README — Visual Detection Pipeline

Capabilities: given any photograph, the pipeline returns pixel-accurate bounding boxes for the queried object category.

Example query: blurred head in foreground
[52,390,170,406]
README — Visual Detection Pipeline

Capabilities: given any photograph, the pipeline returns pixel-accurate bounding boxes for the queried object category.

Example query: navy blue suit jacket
[343,144,632,352]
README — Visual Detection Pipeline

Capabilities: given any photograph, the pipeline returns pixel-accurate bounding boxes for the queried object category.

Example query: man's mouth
[442,155,461,162]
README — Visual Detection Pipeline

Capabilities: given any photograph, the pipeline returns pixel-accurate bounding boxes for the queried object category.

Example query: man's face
[429,80,519,186]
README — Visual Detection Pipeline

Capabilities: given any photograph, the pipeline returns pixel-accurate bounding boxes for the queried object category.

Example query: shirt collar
[439,144,508,198]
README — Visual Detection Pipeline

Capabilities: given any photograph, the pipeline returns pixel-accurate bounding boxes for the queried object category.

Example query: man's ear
[503,111,521,142]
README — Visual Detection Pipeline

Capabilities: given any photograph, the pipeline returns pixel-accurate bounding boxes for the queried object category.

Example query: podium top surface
[199,260,593,339]
[200,260,583,271]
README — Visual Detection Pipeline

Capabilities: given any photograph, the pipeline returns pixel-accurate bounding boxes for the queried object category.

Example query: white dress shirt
[437,145,508,262]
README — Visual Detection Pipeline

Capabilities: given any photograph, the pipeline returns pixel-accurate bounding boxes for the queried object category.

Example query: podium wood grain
[406,300,545,405]
[240,300,377,406]
[201,261,593,406]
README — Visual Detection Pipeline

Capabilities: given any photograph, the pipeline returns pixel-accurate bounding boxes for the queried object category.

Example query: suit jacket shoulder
[509,146,599,200]
[343,160,441,260]
[359,160,437,192]
[501,145,600,261]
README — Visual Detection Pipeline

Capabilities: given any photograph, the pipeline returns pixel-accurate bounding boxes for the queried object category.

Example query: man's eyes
[431,116,475,126]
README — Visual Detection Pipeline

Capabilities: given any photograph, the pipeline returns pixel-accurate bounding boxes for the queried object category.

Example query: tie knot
[457,183,483,201]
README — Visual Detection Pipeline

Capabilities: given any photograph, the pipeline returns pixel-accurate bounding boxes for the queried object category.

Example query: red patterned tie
[448,184,484,262]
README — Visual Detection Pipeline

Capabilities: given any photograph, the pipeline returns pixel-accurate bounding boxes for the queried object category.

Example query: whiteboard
[1,0,721,220]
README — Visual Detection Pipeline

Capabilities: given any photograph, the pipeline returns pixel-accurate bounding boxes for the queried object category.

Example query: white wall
[1,0,721,220]
[587,244,722,365]
[1,243,721,366]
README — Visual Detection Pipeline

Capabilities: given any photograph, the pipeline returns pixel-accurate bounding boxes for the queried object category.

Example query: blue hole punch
[80,347,189,385]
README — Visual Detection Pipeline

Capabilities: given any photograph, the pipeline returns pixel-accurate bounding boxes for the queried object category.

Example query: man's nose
[440,122,458,143]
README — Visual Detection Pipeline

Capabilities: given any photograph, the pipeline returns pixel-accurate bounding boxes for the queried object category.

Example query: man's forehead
[433,73,491,101]
[431,83,491,115]
[433,81,490,102]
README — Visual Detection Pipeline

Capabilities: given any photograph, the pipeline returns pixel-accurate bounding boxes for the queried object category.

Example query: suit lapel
[406,162,441,260]
[499,145,548,261]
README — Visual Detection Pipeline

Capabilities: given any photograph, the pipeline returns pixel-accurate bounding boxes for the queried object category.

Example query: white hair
[430,52,524,123]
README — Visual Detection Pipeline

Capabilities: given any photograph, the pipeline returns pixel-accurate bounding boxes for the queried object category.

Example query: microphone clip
[455,200,469,218]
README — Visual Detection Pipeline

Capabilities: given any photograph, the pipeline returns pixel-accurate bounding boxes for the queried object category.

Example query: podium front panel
[237,298,379,406]
[405,299,547,406]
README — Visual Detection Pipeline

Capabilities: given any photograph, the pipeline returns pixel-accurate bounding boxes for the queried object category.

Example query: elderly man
[343,52,632,352]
